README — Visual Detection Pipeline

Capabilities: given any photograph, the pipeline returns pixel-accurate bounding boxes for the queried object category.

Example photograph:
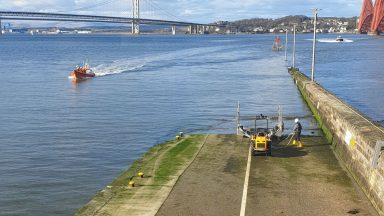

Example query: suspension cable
[145,0,183,21]
[57,0,120,13]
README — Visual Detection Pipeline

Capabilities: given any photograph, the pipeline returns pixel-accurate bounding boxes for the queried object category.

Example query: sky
[0,0,364,24]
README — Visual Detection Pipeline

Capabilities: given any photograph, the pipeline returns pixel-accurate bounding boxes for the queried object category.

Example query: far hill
[215,15,358,34]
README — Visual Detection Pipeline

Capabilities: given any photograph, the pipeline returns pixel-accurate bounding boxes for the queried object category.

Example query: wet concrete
[157,134,378,216]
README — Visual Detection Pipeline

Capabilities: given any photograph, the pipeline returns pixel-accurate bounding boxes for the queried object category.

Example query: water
[296,34,384,124]
[0,34,382,215]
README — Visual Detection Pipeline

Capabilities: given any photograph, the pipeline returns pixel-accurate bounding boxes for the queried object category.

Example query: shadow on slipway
[266,134,314,158]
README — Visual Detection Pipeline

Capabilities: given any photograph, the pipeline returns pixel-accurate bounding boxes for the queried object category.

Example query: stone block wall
[289,69,384,215]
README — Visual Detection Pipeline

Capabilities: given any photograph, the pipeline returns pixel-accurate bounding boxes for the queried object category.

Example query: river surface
[0,33,382,215]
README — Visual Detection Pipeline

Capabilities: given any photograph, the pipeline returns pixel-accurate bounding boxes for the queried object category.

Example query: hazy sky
[0,0,363,23]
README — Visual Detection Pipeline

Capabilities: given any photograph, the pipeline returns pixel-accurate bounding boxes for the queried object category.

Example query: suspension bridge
[0,0,218,35]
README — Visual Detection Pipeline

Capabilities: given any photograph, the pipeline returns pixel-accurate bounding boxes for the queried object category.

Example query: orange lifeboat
[70,61,95,80]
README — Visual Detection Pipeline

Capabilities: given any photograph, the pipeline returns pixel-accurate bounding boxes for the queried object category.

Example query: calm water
[0,33,382,215]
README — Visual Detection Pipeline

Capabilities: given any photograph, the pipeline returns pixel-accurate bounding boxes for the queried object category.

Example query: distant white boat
[336,35,344,42]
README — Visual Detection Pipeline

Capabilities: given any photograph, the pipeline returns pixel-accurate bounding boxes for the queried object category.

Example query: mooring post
[292,24,296,68]
[237,102,240,135]
[0,18,2,35]
[284,29,288,61]
[171,25,176,35]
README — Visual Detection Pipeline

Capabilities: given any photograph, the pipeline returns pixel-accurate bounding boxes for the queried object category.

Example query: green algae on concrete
[76,134,207,216]
[288,68,383,215]
[288,68,334,146]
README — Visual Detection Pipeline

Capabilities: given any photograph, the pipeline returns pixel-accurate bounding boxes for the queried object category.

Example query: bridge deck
[0,11,217,27]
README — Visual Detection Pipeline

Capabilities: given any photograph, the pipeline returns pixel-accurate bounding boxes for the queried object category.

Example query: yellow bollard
[128,181,135,188]
[138,172,144,178]
[176,135,180,140]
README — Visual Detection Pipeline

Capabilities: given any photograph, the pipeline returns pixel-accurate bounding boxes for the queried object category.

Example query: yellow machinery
[251,115,272,156]
[251,132,272,156]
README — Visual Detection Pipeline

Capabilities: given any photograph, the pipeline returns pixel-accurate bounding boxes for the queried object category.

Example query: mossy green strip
[288,68,334,145]
[76,134,206,215]
[154,136,203,185]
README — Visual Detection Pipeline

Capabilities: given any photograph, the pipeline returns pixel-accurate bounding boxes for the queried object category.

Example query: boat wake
[69,44,245,80]
[92,61,145,77]
[76,46,231,78]
[317,38,353,43]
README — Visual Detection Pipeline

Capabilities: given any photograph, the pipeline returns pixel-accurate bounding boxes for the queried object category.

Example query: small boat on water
[70,61,95,80]
[336,35,344,42]
[272,36,283,51]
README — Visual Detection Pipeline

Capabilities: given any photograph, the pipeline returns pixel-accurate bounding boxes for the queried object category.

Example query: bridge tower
[371,0,384,34]
[358,0,374,33]
[132,0,140,34]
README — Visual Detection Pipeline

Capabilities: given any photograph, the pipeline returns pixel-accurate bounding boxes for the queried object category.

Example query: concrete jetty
[76,69,383,216]
[289,68,384,215]
[77,134,378,215]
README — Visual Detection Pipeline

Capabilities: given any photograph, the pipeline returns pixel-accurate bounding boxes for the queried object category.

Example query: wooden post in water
[292,24,296,68]
[237,102,240,135]
[284,29,288,61]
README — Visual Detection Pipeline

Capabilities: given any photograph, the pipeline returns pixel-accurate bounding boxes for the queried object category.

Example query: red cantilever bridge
[358,0,384,34]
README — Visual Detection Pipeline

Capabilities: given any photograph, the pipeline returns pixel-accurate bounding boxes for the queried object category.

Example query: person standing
[293,118,303,147]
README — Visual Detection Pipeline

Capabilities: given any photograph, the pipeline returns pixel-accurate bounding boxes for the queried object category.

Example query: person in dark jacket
[293,118,303,147]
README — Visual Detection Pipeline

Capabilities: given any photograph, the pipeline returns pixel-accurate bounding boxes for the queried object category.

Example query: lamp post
[311,9,320,82]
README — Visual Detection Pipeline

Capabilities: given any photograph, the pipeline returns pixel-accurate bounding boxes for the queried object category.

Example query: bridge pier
[171,25,176,35]
[132,0,140,35]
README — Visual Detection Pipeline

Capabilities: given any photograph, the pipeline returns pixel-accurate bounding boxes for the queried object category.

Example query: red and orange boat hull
[70,69,95,80]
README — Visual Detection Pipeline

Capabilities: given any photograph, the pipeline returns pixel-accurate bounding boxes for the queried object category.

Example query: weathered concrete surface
[290,69,384,215]
[157,134,248,216]
[76,135,208,216]
[157,134,377,215]
[246,136,377,216]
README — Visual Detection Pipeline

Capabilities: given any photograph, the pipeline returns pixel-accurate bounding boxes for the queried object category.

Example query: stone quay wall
[289,69,384,215]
